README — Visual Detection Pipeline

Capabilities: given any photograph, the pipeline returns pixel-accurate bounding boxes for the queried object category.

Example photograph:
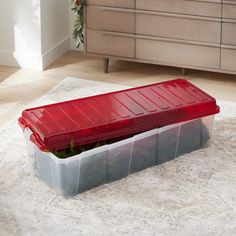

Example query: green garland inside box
[71,0,85,48]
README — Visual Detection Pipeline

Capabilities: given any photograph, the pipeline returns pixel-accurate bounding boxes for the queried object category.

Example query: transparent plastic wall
[24,115,214,197]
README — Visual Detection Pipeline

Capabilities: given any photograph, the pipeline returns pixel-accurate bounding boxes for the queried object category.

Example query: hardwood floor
[0,50,236,128]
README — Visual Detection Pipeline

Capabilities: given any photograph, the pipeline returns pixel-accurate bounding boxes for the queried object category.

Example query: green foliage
[53,140,106,159]
[52,133,138,159]
[71,0,85,48]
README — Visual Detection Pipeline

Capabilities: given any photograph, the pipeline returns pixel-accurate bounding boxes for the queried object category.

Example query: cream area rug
[0,77,236,236]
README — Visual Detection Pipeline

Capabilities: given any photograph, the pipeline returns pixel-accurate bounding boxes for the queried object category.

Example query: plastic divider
[130,129,158,174]
[77,146,109,193]
[108,138,133,182]
[157,125,180,165]
[51,157,81,197]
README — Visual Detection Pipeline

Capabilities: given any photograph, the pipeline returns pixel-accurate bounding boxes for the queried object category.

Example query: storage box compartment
[156,125,180,164]
[108,138,132,182]
[19,79,220,197]
[130,129,157,174]
[23,115,215,197]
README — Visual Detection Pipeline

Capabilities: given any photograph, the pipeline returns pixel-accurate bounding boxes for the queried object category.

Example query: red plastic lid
[19,79,220,151]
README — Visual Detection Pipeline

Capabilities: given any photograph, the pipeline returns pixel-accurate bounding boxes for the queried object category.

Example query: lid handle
[30,134,48,152]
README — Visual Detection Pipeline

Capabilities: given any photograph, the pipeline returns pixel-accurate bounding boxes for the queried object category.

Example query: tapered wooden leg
[181,68,187,75]
[104,58,109,73]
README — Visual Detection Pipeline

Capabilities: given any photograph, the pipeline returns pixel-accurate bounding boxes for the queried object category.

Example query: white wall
[0,0,70,70]
[0,0,15,65]
[14,0,43,69]
[0,0,41,67]
[41,0,70,68]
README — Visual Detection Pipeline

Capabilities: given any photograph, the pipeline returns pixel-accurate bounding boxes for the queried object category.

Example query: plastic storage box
[19,79,219,197]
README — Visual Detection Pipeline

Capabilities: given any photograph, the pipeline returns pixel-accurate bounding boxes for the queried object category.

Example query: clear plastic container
[23,115,214,197]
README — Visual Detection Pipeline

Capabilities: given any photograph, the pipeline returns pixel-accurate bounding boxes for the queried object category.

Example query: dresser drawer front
[87,6,134,33]
[136,0,221,17]
[136,38,220,68]
[222,21,236,45]
[221,48,236,71]
[86,0,135,8]
[136,13,221,44]
[87,30,135,58]
[223,1,236,19]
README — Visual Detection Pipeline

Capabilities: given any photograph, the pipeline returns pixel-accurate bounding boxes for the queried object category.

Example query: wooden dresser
[84,0,236,74]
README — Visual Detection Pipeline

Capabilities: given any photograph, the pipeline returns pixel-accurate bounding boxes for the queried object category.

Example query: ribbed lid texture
[19,79,220,151]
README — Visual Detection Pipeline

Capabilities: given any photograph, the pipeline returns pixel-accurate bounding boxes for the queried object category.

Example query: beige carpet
[0,78,236,236]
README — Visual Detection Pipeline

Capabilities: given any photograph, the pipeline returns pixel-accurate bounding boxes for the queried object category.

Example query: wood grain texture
[87,5,134,33]
[136,12,221,43]
[221,48,236,71]
[86,29,135,58]
[86,0,135,8]
[136,0,221,17]
[85,0,236,73]
[223,2,236,19]
[222,21,236,45]
[136,39,220,69]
